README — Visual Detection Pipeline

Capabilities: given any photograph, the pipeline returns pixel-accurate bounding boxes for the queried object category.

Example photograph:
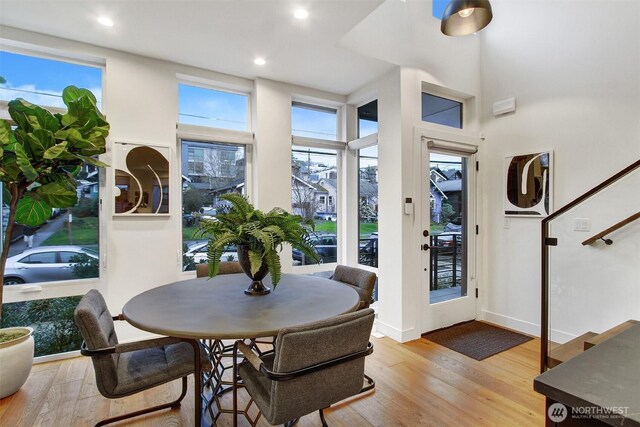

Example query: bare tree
[291,177,317,220]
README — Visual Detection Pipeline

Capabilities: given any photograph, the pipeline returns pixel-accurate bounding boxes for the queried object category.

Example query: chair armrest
[115,336,181,353]
[237,341,264,371]
[260,342,374,381]
[80,336,182,356]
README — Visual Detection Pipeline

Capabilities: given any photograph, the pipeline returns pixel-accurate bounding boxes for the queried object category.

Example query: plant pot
[0,327,34,398]
[237,245,271,296]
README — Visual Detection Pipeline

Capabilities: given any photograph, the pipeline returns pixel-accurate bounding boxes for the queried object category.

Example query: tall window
[178,83,249,131]
[181,141,246,271]
[291,146,339,266]
[357,100,379,268]
[0,50,103,358]
[292,102,337,140]
[422,93,462,129]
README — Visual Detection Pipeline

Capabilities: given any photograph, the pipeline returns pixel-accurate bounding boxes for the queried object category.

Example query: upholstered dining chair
[330,265,377,393]
[235,308,375,427]
[331,265,377,310]
[196,261,244,278]
[74,289,209,427]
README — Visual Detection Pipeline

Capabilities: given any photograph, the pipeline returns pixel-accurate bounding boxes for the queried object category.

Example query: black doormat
[422,321,533,361]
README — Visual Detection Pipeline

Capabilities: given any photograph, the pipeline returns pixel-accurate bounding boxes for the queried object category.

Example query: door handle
[422,244,430,251]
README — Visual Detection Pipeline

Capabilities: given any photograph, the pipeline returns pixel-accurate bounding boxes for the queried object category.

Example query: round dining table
[122,273,360,426]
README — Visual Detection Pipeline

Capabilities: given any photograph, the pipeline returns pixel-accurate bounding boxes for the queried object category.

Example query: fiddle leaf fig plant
[0,86,110,319]
[196,192,320,287]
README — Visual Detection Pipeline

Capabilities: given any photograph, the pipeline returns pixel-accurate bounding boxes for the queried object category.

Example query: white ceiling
[0,0,397,95]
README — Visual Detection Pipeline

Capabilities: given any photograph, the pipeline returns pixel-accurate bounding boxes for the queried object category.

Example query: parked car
[433,232,463,256]
[182,212,195,226]
[3,246,99,285]
[314,213,337,221]
[183,241,238,270]
[198,206,218,221]
[292,233,337,265]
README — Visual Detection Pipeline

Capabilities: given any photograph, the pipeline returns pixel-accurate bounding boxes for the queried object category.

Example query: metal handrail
[540,159,640,372]
[581,212,640,246]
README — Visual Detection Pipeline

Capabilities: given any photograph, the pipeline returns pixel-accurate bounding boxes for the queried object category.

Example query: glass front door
[421,139,477,333]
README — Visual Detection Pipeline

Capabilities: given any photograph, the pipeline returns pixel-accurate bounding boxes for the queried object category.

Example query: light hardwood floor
[0,335,545,427]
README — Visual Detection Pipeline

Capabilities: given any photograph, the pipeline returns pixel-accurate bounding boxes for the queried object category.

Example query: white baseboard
[480,310,540,337]
[480,310,580,344]
[374,319,421,343]
[34,350,80,364]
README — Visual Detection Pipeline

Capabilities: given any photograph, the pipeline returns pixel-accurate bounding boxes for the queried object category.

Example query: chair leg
[319,408,328,427]
[95,376,188,427]
[359,373,375,394]
[284,418,299,427]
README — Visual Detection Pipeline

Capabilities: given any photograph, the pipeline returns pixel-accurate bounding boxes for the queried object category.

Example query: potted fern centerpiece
[196,193,319,296]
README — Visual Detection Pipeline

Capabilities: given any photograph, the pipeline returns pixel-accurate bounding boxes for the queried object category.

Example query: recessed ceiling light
[254,57,266,66]
[97,16,114,27]
[294,9,309,20]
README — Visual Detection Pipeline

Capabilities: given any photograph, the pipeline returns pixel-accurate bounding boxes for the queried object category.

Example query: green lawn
[43,217,99,245]
[183,225,199,241]
[315,220,378,238]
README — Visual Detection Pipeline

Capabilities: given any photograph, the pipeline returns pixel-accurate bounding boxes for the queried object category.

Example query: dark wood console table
[534,324,640,426]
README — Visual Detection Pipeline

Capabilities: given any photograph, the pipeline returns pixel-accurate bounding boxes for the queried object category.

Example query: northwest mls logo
[548,403,568,422]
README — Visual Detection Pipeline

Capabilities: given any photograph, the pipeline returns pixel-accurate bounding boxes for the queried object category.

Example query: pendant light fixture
[441,0,493,36]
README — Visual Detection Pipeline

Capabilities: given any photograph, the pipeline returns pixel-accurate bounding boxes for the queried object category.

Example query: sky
[0,50,102,108]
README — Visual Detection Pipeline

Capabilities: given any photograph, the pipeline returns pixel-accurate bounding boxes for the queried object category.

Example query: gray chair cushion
[114,341,206,397]
[239,309,374,425]
[332,265,377,309]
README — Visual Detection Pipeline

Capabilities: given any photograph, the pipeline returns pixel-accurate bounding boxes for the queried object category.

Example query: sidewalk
[7,214,68,257]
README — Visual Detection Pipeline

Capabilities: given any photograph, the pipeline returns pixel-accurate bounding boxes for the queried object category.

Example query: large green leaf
[65,128,96,149]
[15,194,51,226]
[13,142,39,181]
[62,85,97,107]
[75,155,109,168]
[32,107,60,132]
[7,99,33,130]
[35,180,78,208]
[60,95,98,128]
[0,152,21,181]
[43,141,69,160]
[26,129,56,158]
[0,120,11,145]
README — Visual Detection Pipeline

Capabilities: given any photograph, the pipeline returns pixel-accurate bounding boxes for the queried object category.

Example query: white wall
[478,1,640,337]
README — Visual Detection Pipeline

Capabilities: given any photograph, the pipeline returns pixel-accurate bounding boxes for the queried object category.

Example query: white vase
[0,327,34,399]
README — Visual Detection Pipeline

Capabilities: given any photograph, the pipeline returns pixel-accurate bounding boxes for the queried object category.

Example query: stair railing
[540,159,640,372]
